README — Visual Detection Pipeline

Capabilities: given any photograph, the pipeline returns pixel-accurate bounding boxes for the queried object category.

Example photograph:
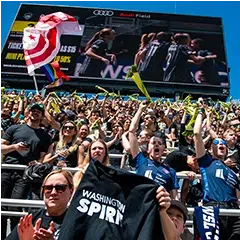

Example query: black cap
[62,109,76,121]
[29,103,44,113]
[180,146,196,156]
[170,200,188,222]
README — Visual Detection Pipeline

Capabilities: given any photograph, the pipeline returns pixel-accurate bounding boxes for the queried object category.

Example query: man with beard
[1,103,51,239]
[129,101,179,199]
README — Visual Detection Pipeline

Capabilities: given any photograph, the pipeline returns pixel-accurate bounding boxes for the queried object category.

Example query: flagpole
[32,73,39,94]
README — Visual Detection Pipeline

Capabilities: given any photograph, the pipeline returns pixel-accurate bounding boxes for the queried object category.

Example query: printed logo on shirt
[162,168,170,174]
[215,169,225,180]
[77,189,126,226]
[202,207,220,240]
[144,170,153,179]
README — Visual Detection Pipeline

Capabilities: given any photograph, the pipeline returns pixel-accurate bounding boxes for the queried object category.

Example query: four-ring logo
[93,10,114,16]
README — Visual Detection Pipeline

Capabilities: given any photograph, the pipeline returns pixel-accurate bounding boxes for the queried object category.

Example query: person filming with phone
[1,103,51,239]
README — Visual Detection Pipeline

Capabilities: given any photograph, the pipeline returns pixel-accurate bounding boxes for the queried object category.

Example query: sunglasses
[63,126,75,130]
[145,116,155,120]
[42,184,68,193]
[212,139,227,145]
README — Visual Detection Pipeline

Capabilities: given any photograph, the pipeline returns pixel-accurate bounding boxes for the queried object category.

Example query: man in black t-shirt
[163,33,206,83]
[1,103,51,239]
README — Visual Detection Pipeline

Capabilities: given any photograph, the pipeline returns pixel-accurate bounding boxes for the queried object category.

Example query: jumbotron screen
[1,3,229,92]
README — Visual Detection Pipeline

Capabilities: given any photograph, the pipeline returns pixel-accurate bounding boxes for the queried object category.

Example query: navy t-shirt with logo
[135,152,179,192]
[198,153,239,203]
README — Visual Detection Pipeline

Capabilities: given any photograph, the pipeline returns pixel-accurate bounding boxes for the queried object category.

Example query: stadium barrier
[1,163,202,179]
[2,198,240,217]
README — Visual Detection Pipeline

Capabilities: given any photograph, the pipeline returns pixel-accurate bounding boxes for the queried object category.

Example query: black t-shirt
[2,124,51,165]
[104,136,123,154]
[178,124,195,155]
[139,40,170,80]
[58,160,165,240]
[163,44,193,83]
[1,117,14,132]
[80,39,108,77]
[164,150,192,172]
[6,208,67,240]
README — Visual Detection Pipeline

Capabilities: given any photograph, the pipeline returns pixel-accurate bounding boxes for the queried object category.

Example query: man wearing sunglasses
[194,108,240,240]
[1,103,52,239]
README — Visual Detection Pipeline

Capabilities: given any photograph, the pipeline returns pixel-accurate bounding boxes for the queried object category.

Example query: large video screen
[1,3,229,88]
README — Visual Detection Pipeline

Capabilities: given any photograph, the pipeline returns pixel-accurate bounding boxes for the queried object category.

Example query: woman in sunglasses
[6,169,74,240]
[194,108,240,240]
[43,120,81,168]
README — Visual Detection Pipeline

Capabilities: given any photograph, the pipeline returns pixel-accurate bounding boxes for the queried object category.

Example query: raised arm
[129,101,148,158]
[44,100,61,130]
[12,98,24,123]
[194,109,206,159]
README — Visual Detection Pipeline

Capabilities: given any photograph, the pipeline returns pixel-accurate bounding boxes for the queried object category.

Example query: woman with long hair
[73,139,110,190]
[79,28,116,77]
[43,120,81,167]
[6,169,74,240]
[134,33,150,66]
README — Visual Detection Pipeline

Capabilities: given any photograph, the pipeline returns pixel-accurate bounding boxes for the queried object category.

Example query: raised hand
[156,186,171,211]
[17,214,34,240]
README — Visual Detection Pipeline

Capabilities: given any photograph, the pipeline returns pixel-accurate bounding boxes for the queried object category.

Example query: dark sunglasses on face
[63,126,75,130]
[145,116,154,120]
[212,139,227,145]
[42,184,68,193]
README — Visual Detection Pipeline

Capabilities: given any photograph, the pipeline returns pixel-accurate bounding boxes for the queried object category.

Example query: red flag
[23,12,81,75]
[50,61,70,81]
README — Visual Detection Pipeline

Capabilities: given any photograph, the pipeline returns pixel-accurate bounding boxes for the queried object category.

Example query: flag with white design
[23,12,81,75]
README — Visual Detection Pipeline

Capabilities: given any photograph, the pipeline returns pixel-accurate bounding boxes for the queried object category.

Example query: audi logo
[93,10,114,16]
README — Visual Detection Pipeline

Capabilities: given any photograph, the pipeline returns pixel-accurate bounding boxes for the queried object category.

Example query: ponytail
[85,31,100,51]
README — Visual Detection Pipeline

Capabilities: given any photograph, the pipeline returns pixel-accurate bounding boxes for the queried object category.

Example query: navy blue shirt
[198,153,239,203]
[135,152,179,192]
[80,39,108,77]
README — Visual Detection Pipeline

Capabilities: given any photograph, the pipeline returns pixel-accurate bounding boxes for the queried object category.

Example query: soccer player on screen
[79,28,116,78]
[190,38,220,85]
[163,33,205,83]
[138,32,172,81]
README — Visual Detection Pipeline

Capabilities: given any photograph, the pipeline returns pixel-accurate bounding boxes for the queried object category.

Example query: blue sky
[1,1,240,99]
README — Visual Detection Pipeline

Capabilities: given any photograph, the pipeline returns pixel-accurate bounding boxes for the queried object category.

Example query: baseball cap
[29,103,44,113]
[62,109,76,121]
[170,200,188,222]
[180,146,196,157]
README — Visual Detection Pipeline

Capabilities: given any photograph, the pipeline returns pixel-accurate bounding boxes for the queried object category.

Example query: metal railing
[1,198,240,217]
[1,163,202,179]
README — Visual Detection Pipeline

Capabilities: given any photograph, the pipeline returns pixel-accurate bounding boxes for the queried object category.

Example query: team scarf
[194,206,220,240]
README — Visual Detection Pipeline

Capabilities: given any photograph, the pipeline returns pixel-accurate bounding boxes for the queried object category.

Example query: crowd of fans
[1,88,240,239]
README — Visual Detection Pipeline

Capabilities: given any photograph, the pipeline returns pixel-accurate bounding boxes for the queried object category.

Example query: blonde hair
[56,120,79,151]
